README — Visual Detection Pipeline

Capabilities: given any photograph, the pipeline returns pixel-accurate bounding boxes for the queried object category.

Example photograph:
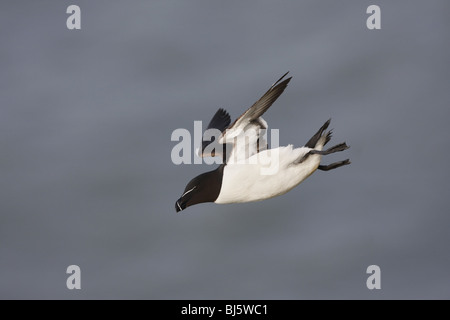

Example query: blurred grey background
[1,0,449,299]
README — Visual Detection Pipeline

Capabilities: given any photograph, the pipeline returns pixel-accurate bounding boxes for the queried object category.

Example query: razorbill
[175,72,350,212]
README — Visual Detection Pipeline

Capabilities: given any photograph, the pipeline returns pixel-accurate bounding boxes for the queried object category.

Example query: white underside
[215,145,321,204]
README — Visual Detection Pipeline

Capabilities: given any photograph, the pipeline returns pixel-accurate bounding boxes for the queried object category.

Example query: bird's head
[175,166,224,213]
[175,181,199,212]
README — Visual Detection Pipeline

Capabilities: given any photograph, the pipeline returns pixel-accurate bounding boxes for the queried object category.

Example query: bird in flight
[175,72,350,212]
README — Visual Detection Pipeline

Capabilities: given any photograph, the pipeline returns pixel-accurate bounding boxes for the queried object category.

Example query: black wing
[200,108,231,157]
[225,72,291,133]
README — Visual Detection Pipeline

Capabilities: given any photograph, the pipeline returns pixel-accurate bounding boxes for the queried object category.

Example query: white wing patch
[221,117,268,164]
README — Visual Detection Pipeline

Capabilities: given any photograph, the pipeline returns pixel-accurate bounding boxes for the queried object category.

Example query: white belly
[214,145,321,204]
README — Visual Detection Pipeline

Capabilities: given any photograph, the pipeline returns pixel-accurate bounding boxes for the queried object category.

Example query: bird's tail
[304,119,332,150]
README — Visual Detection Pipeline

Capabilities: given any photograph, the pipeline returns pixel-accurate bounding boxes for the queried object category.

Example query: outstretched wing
[199,108,231,158]
[219,72,292,163]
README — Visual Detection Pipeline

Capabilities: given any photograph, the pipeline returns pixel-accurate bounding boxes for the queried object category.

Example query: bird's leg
[295,142,349,164]
[318,159,351,171]
[308,142,349,156]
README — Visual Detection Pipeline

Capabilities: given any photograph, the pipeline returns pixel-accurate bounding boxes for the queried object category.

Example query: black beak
[175,198,186,213]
